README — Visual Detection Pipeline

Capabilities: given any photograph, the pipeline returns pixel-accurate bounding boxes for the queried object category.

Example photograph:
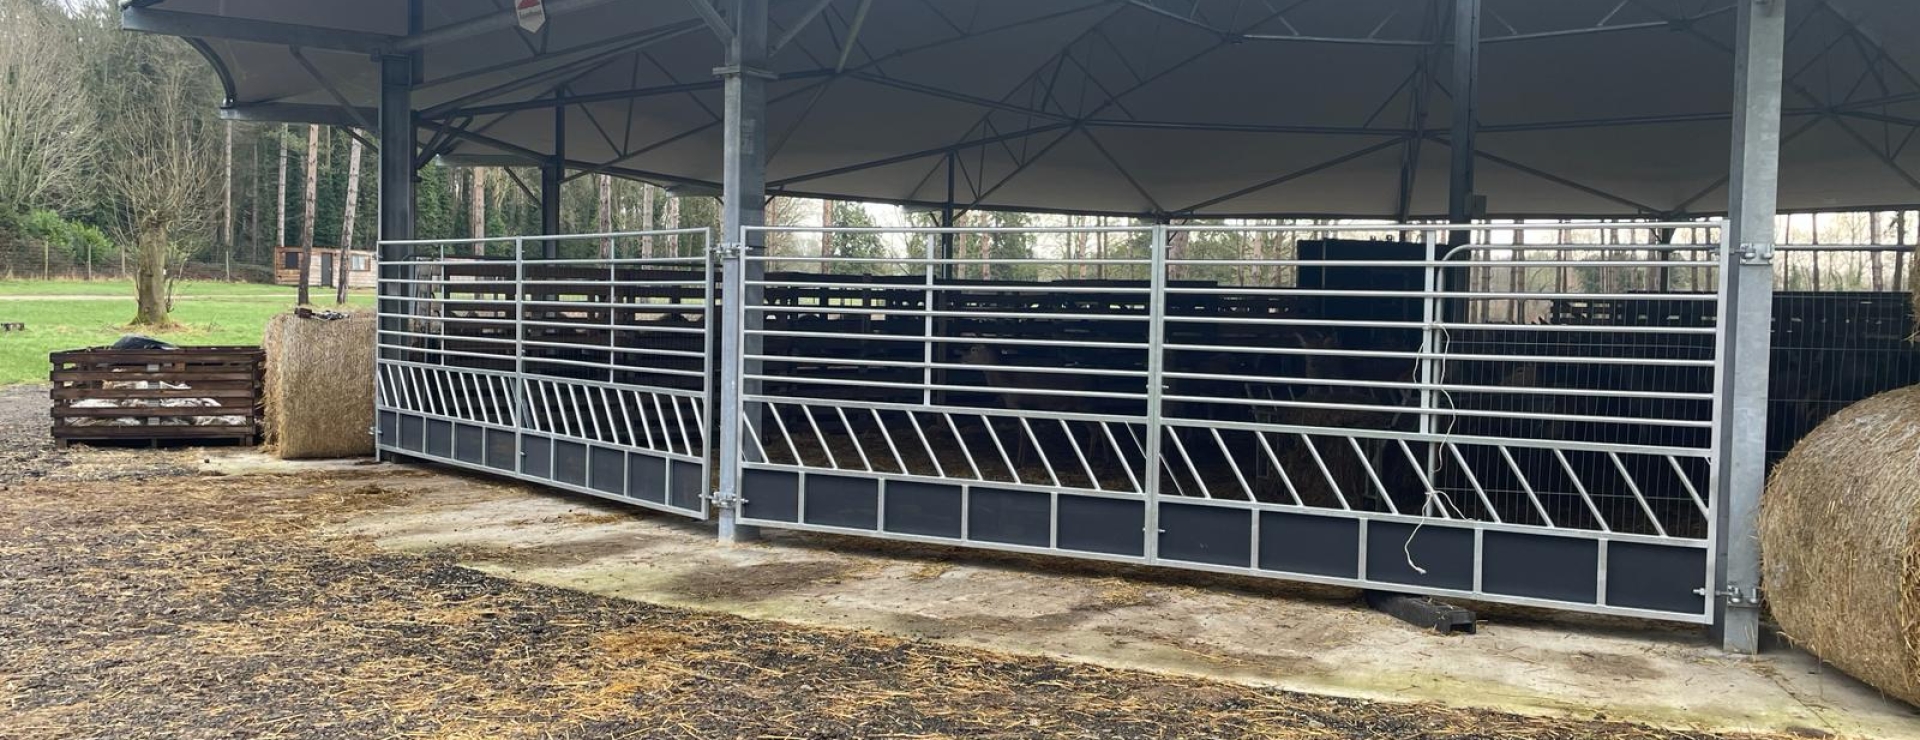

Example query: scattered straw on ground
[263,310,374,459]
[1762,384,1920,705]
[0,387,1801,739]
[0,480,1789,739]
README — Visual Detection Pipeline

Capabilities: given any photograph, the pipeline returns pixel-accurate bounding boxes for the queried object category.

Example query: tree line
[0,0,730,325]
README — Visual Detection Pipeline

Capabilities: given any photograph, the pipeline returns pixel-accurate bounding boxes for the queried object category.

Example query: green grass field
[0,280,371,385]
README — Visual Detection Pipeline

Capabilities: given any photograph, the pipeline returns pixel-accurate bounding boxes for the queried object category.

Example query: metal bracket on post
[1736,242,1774,265]
[711,65,778,81]
[712,241,747,260]
[707,488,744,510]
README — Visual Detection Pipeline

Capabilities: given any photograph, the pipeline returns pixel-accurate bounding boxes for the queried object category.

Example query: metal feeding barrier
[374,229,715,518]
[729,222,1730,623]
[373,221,1736,624]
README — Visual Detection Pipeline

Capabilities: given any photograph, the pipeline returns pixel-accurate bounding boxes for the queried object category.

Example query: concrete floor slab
[285,459,1919,739]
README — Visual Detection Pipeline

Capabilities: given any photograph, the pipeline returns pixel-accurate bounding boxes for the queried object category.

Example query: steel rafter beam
[418,25,706,119]
[120,8,396,55]
[218,102,378,129]
[432,79,730,119]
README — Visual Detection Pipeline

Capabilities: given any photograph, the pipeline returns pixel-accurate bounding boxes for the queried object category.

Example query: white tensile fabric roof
[126,0,1920,218]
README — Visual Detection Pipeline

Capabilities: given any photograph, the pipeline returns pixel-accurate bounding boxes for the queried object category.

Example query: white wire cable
[1404,282,1470,575]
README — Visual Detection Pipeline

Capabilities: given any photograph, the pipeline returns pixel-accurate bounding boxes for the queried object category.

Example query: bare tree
[336,134,363,305]
[468,167,486,256]
[640,182,655,257]
[277,125,288,249]
[0,0,92,219]
[94,30,218,326]
[598,173,614,258]
[222,120,233,281]
[297,124,319,304]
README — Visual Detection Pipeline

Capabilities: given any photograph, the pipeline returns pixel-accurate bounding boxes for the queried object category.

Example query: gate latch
[708,488,743,510]
[1697,584,1763,608]
[712,242,747,260]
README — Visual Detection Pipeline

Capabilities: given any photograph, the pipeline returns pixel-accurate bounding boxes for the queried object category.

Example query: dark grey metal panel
[1607,542,1707,615]
[398,413,425,452]
[425,419,453,458]
[803,474,879,530]
[668,460,704,512]
[741,468,800,522]
[1158,503,1252,568]
[522,436,552,479]
[1259,511,1360,578]
[1366,522,1474,592]
[377,410,397,446]
[627,453,667,504]
[1057,495,1144,557]
[452,424,484,465]
[1482,532,1599,604]
[483,428,515,470]
[589,446,625,496]
[883,481,963,538]
[968,487,1050,547]
[553,440,589,487]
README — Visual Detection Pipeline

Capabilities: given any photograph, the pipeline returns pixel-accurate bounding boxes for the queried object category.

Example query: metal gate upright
[375,229,715,519]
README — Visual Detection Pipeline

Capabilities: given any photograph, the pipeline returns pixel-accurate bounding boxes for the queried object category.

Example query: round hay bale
[1761,385,1920,705]
[263,310,375,459]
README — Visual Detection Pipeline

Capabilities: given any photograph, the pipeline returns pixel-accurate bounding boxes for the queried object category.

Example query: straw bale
[263,311,375,459]
[1761,384,1920,705]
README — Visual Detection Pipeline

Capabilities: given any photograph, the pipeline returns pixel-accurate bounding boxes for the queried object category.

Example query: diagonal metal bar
[1177,136,1405,214]
[1079,127,1163,213]
[833,0,875,73]
[686,0,735,42]
[771,0,839,55]
[290,47,379,132]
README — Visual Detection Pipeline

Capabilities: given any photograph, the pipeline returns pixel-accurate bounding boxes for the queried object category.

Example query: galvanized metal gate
[375,229,715,519]
[728,222,1728,623]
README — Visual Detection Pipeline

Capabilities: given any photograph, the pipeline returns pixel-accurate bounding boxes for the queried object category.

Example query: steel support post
[374,2,422,462]
[1713,0,1784,655]
[378,58,417,257]
[1143,223,1169,562]
[1447,0,1480,247]
[715,0,770,543]
[541,100,566,257]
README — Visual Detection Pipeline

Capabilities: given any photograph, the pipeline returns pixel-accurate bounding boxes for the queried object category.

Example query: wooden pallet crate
[49,346,265,448]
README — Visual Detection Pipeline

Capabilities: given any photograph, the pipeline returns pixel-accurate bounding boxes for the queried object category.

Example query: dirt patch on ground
[660,559,858,602]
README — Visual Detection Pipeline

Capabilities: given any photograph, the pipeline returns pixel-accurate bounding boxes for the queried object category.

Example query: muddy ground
[0,384,1798,739]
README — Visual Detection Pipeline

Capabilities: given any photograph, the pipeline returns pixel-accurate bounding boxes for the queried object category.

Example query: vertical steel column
[715,0,770,543]
[377,58,416,263]
[541,99,566,258]
[1447,0,1480,247]
[1143,224,1169,562]
[373,2,421,462]
[1713,0,1785,655]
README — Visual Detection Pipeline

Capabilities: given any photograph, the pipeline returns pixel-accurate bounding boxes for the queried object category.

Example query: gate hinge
[711,242,747,260]
[1697,584,1763,608]
[1736,242,1774,265]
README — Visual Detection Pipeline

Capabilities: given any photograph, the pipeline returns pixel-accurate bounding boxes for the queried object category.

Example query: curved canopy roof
[126,0,1920,219]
